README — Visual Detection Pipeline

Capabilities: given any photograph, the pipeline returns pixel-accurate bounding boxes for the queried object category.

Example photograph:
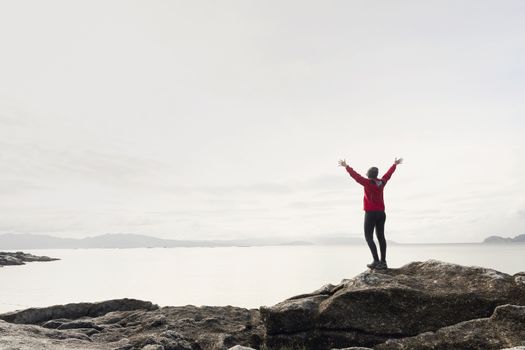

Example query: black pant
[364,211,387,262]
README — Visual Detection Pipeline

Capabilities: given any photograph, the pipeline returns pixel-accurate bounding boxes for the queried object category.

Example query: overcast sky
[1,1,524,243]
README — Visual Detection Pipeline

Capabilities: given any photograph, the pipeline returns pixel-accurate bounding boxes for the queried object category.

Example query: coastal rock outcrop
[260,260,525,350]
[0,251,59,266]
[0,260,524,350]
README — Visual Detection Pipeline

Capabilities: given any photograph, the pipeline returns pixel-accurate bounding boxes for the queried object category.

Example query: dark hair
[366,167,379,179]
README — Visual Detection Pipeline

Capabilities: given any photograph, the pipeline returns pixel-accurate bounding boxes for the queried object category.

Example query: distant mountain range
[0,232,431,250]
[0,233,319,250]
[2,232,521,249]
[483,234,525,244]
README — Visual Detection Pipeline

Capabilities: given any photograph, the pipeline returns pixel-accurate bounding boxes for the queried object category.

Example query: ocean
[0,244,523,313]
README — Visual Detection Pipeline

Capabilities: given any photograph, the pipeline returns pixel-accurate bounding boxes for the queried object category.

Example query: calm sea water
[0,244,523,313]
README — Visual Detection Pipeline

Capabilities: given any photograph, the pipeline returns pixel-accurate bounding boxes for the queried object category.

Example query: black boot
[367,260,381,269]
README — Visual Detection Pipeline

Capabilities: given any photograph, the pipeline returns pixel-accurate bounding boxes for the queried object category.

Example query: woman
[338,157,403,270]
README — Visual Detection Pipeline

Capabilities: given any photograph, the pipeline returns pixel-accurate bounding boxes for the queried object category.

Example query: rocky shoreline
[0,251,59,267]
[0,260,524,349]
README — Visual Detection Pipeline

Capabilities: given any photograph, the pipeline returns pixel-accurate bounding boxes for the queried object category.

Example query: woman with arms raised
[338,157,403,270]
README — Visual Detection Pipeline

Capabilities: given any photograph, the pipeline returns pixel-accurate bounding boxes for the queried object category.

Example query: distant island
[483,234,525,244]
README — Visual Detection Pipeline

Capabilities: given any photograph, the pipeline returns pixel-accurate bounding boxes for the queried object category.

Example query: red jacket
[345,164,397,211]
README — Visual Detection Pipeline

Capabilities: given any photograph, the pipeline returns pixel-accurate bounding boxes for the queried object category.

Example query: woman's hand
[395,157,403,165]
[338,159,348,167]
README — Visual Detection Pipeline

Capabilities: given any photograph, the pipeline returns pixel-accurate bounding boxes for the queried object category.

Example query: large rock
[333,304,525,350]
[0,300,264,350]
[0,319,104,350]
[90,305,265,350]
[0,298,158,324]
[372,304,525,350]
[260,260,525,350]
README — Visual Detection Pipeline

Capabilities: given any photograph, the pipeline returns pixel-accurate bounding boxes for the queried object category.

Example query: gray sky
[1,1,524,243]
